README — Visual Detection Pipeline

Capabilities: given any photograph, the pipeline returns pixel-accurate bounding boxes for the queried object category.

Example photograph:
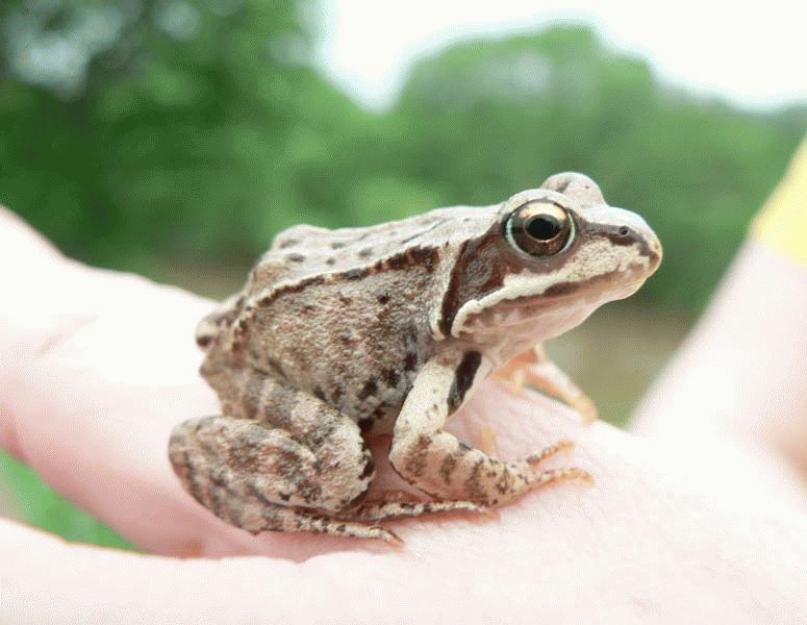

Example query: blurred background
[1,0,805,548]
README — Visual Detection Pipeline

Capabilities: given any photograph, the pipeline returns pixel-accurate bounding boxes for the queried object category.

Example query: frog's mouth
[452,275,647,338]
[495,276,646,311]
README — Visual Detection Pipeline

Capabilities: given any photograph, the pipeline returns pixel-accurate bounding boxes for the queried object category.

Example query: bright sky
[317,0,807,112]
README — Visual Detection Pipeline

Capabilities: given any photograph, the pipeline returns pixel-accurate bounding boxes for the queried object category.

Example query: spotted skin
[172,172,662,543]
[170,370,379,536]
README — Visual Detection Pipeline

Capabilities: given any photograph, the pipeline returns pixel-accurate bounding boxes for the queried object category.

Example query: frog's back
[203,214,467,432]
[264,213,454,283]
[198,206,501,431]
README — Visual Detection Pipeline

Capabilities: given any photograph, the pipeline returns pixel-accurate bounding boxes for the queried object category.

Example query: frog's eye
[505,201,575,257]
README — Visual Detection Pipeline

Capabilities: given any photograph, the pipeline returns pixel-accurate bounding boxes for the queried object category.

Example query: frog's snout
[634,219,663,273]
[646,233,663,271]
[605,207,662,274]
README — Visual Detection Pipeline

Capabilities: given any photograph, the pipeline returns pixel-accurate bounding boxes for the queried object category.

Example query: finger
[0,205,64,261]
[633,244,807,501]
[0,517,460,625]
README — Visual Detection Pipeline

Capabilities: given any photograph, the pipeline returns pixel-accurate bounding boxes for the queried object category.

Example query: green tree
[0,0,361,269]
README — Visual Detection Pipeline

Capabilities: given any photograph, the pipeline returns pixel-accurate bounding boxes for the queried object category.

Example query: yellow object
[751,138,807,267]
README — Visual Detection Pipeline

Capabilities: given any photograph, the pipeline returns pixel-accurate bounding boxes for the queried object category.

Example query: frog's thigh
[171,372,376,497]
[389,353,590,506]
[169,415,398,541]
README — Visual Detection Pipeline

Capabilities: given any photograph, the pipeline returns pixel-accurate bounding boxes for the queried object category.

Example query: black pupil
[525,215,562,240]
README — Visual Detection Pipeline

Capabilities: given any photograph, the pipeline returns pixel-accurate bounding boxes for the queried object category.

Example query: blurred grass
[0,452,131,549]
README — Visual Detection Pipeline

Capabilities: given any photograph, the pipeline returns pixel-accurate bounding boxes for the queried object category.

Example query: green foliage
[0,0,330,267]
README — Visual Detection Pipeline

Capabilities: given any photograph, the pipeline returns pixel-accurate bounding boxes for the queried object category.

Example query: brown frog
[169,172,662,544]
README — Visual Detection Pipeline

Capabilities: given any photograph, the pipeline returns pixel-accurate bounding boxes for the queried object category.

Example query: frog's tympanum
[169,173,662,544]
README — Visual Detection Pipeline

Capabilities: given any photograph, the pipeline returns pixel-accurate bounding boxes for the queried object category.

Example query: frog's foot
[346,489,483,523]
[478,425,498,455]
[526,440,592,487]
[262,508,403,545]
[497,346,598,424]
[492,350,534,396]
[365,489,417,504]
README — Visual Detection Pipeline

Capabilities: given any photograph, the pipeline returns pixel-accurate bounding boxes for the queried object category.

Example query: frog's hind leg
[169,414,401,543]
[169,373,401,543]
[495,345,598,424]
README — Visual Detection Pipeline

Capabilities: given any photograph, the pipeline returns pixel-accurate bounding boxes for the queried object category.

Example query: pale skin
[2,208,807,624]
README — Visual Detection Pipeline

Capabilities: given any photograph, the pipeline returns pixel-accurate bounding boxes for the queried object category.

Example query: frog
[168,172,662,544]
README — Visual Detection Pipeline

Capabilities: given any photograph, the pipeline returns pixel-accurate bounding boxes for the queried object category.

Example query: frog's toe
[526,439,575,465]
[575,396,599,424]
[527,466,594,490]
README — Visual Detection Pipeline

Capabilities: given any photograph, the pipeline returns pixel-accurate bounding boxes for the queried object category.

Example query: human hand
[633,241,807,497]
[1,207,805,624]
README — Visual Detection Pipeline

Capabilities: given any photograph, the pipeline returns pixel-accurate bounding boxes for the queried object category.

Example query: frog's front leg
[389,351,591,506]
[496,345,598,424]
